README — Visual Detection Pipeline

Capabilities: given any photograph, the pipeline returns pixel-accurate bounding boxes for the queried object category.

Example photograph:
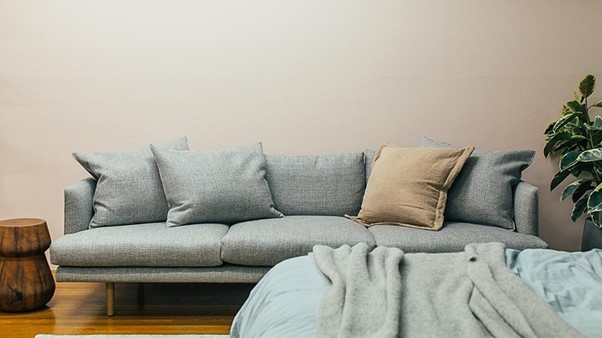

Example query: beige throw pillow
[350,144,474,230]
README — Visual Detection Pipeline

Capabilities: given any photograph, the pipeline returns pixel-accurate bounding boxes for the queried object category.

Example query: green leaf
[551,169,571,191]
[590,212,602,228]
[553,135,588,154]
[544,121,556,135]
[572,181,594,202]
[566,100,585,114]
[576,148,602,162]
[559,150,581,171]
[552,113,579,132]
[586,116,602,130]
[579,74,596,98]
[587,184,602,213]
[571,195,588,222]
[561,179,592,200]
[544,131,572,157]
[591,100,602,108]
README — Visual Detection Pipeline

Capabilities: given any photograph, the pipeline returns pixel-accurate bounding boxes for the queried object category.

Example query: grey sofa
[50,150,547,316]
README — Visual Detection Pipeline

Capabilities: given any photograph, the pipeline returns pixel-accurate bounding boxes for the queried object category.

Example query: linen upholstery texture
[422,137,535,230]
[368,222,547,252]
[55,265,270,283]
[367,147,539,234]
[151,142,283,227]
[513,182,539,236]
[364,149,375,181]
[221,216,376,266]
[64,178,96,234]
[72,137,189,228]
[352,144,474,230]
[265,153,365,216]
[50,222,228,267]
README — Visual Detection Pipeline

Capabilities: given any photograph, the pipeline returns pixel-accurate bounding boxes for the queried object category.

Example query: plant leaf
[552,113,579,133]
[544,121,555,134]
[572,181,594,202]
[576,148,602,162]
[550,169,571,191]
[566,100,585,114]
[553,135,588,154]
[587,184,602,213]
[571,195,588,222]
[579,74,596,98]
[586,116,602,130]
[590,212,602,228]
[544,120,556,135]
[561,179,592,200]
[559,150,581,171]
[591,100,602,108]
[544,131,572,157]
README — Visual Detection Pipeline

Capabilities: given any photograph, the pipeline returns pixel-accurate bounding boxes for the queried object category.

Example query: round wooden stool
[0,218,55,312]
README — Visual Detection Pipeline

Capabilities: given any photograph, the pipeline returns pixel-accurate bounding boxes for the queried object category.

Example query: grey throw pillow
[73,137,189,228]
[421,137,535,229]
[364,149,376,181]
[151,142,283,227]
[265,153,366,216]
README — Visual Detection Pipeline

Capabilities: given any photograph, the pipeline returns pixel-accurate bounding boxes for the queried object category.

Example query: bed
[230,243,602,338]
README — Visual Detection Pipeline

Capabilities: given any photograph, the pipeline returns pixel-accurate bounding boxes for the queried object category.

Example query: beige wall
[1,0,602,251]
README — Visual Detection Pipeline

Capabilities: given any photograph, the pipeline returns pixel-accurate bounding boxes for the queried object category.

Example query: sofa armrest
[513,181,539,236]
[65,178,96,234]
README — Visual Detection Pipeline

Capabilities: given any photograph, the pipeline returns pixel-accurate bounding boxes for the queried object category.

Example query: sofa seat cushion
[50,222,228,267]
[221,216,376,266]
[368,222,548,253]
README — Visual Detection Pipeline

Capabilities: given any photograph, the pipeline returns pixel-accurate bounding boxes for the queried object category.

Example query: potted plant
[544,74,602,250]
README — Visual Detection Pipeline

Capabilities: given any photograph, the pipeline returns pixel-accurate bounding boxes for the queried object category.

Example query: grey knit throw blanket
[310,242,583,338]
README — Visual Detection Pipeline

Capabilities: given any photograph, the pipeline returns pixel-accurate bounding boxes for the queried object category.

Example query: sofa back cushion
[73,137,189,228]
[351,144,473,231]
[265,153,365,216]
[364,149,376,181]
[421,137,535,230]
[152,142,283,227]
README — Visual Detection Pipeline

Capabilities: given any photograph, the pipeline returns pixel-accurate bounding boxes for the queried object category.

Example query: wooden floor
[0,275,255,338]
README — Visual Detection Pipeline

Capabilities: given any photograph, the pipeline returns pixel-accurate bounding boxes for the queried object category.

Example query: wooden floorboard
[0,274,254,338]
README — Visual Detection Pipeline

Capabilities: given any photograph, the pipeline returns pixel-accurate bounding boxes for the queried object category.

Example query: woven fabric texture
[265,153,365,216]
[72,137,188,228]
[50,222,228,267]
[352,144,473,230]
[221,216,376,266]
[152,142,283,227]
[368,222,547,252]
[422,137,535,230]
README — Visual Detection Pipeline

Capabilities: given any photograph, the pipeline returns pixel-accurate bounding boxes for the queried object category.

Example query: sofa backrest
[265,153,366,216]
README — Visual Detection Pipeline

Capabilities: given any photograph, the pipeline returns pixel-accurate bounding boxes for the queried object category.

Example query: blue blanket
[506,248,602,338]
[231,248,602,338]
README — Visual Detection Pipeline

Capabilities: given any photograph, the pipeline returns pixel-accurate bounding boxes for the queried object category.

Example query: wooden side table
[0,218,55,312]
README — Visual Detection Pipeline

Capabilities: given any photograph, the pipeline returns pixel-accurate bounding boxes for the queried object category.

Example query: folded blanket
[311,242,584,338]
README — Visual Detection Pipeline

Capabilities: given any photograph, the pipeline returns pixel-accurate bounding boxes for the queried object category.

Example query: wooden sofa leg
[106,282,115,316]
